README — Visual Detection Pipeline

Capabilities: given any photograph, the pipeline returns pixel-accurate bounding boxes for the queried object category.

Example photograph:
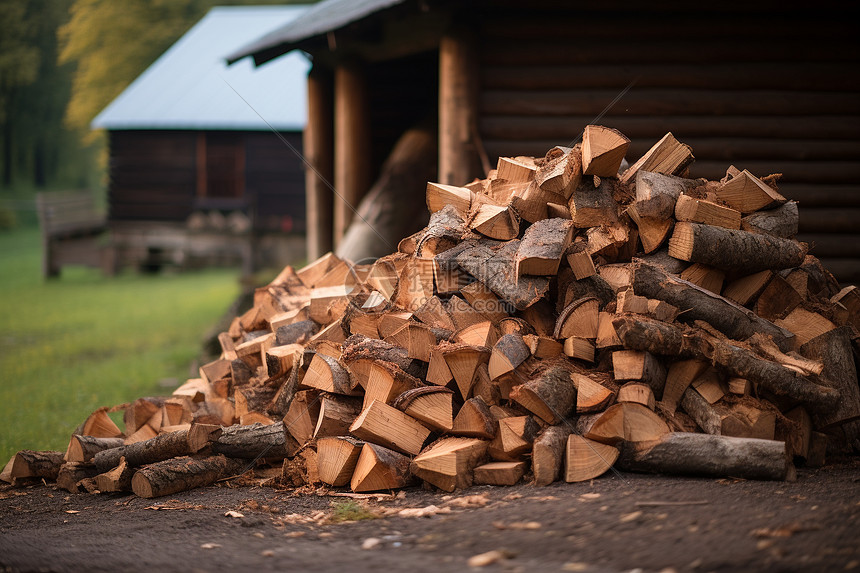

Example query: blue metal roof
[91,6,311,131]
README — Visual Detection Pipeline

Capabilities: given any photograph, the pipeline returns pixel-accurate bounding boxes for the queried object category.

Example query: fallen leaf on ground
[492,521,541,530]
[468,549,515,567]
[398,505,451,518]
[200,543,221,549]
[580,493,601,500]
[65,510,79,514]
[751,522,819,538]
[446,494,491,508]
[620,511,643,523]
[224,511,245,518]
[362,537,381,550]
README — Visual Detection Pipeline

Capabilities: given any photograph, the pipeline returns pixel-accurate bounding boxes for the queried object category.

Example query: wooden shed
[92,6,311,272]
[229,0,860,282]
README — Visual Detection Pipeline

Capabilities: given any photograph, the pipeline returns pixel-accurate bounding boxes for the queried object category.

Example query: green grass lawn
[0,227,240,462]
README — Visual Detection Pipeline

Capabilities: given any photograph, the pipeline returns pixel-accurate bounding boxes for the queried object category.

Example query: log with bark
[131,455,246,498]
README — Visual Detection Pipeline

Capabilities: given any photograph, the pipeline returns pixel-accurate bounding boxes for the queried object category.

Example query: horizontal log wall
[474,5,860,283]
[108,130,306,233]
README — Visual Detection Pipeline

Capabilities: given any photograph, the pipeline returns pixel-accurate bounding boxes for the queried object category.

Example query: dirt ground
[1,459,858,573]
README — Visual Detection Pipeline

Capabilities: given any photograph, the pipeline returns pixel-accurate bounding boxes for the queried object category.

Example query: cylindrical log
[2,450,65,482]
[65,435,125,463]
[94,425,221,472]
[618,432,792,481]
[668,222,807,273]
[211,421,297,459]
[680,388,721,435]
[56,462,100,493]
[532,423,574,486]
[632,261,795,351]
[131,455,245,499]
[741,201,799,238]
[612,315,840,412]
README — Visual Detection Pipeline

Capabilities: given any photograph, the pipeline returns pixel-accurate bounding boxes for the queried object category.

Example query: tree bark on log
[532,423,574,486]
[131,455,245,499]
[612,315,840,412]
[454,239,550,310]
[94,457,134,492]
[618,432,792,481]
[631,261,795,351]
[211,422,298,459]
[799,326,860,449]
[56,462,100,493]
[65,435,125,463]
[680,387,721,435]
[510,365,576,425]
[1,450,65,483]
[668,222,807,274]
[741,201,799,238]
[94,425,222,472]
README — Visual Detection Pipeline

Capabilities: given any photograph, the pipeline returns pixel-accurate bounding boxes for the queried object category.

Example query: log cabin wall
[107,130,306,233]
[472,3,860,282]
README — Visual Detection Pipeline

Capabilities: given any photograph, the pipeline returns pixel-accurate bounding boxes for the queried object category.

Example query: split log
[534,145,580,198]
[716,169,786,213]
[510,366,576,425]
[754,274,802,321]
[612,350,667,399]
[554,297,599,339]
[674,194,741,229]
[515,218,574,277]
[632,170,699,219]
[455,320,499,348]
[631,261,795,351]
[317,436,364,487]
[94,425,221,472]
[275,320,318,347]
[799,327,860,445]
[426,182,472,216]
[454,240,550,310]
[211,422,297,459]
[460,282,510,323]
[283,390,321,445]
[314,394,363,439]
[668,222,807,274]
[612,315,840,412]
[385,322,436,363]
[564,337,595,362]
[1,450,65,483]
[497,156,536,183]
[131,455,245,499]
[471,203,520,240]
[679,263,725,294]
[56,462,100,493]
[568,178,619,228]
[571,372,615,413]
[617,432,792,481]
[393,386,455,432]
[65,435,125,463]
[525,334,564,359]
[349,400,431,456]
[581,125,630,177]
[363,361,422,410]
[265,344,303,378]
[566,244,596,280]
[660,359,709,414]
[446,295,486,330]
[580,402,669,445]
[532,423,573,486]
[775,307,836,348]
[451,396,496,439]
[741,201,799,238]
[302,353,358,396]
[94,457,134,492]
[626,203,673,254]
[618,383,655,410]
[620,133,695,185]
[565,435,620,482]
[495,416,541,458]
[416,204,466,258]
[410,437,488,492]
[341,335,417,388]
[473,461,527,486]
[488,333,530,380]
[722,270,773,306]
[442,342,491,400]
[351,443,413,492]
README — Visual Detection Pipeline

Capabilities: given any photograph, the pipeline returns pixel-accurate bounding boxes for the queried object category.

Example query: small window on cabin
[196,132,245,201]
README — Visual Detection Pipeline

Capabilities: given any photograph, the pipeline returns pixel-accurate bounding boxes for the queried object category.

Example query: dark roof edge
[226,0,409,65]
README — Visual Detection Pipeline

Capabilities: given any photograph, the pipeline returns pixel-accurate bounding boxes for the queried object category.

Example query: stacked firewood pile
[4,126,860,498]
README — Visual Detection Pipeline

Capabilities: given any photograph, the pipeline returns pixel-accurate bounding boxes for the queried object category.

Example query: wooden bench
[36,191,111,278]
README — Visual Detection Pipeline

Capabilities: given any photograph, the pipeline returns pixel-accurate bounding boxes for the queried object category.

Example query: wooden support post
[305,65,334,261]
[333,62,371,249]
[439,27,478,185]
